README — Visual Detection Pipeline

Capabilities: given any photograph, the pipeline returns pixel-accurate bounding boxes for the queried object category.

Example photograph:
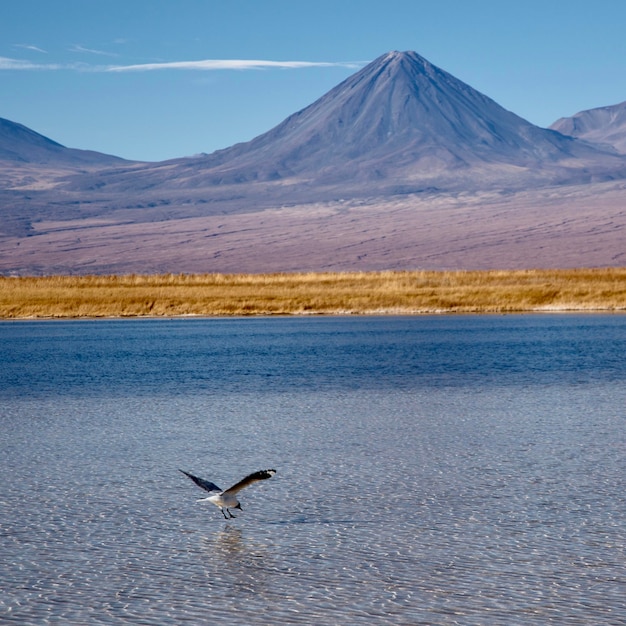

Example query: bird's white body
[199,492,239,510]
[180,468,276,519]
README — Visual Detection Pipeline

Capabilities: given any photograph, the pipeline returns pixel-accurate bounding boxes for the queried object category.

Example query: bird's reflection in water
[200,526,275,597]
[203,526,246,555]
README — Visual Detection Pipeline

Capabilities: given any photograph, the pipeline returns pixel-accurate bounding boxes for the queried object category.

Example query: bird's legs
[221,508,236,519]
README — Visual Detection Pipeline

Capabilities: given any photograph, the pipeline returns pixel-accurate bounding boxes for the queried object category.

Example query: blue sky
[2,0,626,162]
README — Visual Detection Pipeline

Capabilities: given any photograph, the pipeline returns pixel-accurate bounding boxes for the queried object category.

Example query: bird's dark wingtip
[258,469,276,477]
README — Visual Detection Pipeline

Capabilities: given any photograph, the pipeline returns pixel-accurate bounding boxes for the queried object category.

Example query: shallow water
[1,316,625,624]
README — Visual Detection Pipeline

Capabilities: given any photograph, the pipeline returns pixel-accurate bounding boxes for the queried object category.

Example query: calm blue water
[1,315,625,624]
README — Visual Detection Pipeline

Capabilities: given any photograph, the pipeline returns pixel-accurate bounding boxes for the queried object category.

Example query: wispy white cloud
[0,56,65,70]
[14,44,48,54]
[0,55,362,73]
[69,44,119,58]
[106,58,363,72]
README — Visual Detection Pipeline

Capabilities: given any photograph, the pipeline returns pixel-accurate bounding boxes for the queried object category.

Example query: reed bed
[1,269,626,318]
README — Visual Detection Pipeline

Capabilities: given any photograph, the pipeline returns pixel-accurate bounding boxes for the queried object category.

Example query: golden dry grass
[1,269,626,318]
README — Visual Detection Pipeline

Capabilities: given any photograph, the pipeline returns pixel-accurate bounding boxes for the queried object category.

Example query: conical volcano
[203,51,570,174]
[130,50,624,195]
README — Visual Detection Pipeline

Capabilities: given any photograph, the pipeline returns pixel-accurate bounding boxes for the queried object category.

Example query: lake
[1,315,625,624]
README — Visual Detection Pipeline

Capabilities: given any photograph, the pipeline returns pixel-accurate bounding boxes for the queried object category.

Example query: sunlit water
[1,315,625,624]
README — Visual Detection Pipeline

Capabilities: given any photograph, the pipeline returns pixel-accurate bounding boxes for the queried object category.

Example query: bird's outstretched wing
[224,469,276,495]
[179,469,222,493]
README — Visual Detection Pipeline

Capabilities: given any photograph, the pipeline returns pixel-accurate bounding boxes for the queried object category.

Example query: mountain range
[1,50,626,275]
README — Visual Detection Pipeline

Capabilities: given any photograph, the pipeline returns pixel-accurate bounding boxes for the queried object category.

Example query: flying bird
[179,468,276,519]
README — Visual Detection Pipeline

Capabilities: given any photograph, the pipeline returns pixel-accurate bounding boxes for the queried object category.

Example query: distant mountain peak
[0,116,129,166]
[0,117,64,163]
[550,100,626,154]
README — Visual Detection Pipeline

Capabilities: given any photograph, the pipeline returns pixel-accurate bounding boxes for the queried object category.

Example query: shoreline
[2,307,626,321]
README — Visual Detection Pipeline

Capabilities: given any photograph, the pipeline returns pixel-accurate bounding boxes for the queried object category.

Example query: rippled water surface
[1,315,625,624]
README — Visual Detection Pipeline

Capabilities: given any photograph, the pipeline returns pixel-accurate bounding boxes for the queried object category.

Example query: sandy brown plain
[2,181,626,276]
[2,268,626,319]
